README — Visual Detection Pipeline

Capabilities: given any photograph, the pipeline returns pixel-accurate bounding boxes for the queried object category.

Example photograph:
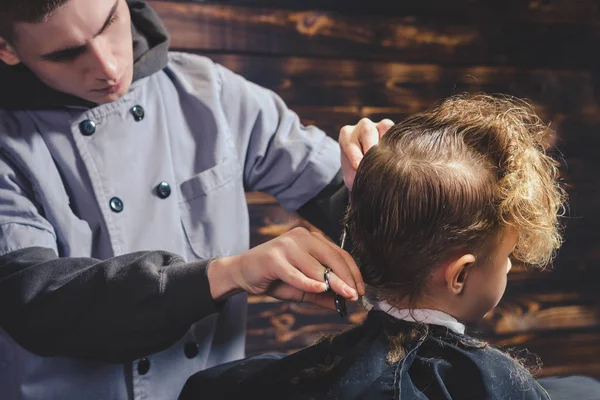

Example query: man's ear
[0,37,21,65]
[444,254,476,295]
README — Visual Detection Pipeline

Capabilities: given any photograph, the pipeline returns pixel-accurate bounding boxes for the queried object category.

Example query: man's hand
[339,118,394,190]
[207,227,364,310]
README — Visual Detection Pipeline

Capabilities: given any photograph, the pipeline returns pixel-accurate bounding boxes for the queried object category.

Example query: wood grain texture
[249,201,600,285]
[160,0,600,24]
[246,289,600,352]
[150,1,598,67]
[246,196,555,282]
[157,0,600,377]
[244,175,600,376]
[206,54,597,110]
[245,294,600,377]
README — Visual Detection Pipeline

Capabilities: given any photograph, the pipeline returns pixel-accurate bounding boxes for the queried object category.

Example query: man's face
[5,0,133,104]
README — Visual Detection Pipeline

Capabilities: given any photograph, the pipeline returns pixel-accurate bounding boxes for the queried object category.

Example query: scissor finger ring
[323,267,332,293]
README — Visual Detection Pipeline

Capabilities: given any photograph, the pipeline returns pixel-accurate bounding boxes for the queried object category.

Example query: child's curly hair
[346,93,567,306]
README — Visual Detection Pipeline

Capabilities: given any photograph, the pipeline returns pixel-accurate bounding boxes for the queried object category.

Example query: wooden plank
[155,1,600,378]
[195,55,600,151]
[555,119,600,158]
[245,152,595,270]
[245,193,319,248]
[282,106,600,145]
[280,106,408,140]
[476,291,600,335]
[247,201,317,249]
[245,192,597,277]
[247,281,600,338]
[244,116,600,278]
[245,164,600,277]
[150,1,599,67]
[488,330,600,378]
[245,197,599,281]
[245,191,277,205]
[208,57,600,171]
[541,362,600,378]
[246,195,567,283]
[205,54,597,110]
[245,299,600,377]
[162,0,600,24]
[253,109,597,174]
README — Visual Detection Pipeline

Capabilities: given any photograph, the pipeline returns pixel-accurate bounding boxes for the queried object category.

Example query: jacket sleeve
[213,62,350,243]
[216,63,342,213]
[0,149,219,363]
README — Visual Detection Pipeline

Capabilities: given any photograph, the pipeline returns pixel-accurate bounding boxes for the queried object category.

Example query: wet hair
[346,93,566,307]
[0,0,69,43]
[293,94,563,387]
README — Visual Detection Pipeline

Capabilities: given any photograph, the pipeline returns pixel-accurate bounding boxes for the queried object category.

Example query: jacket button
[156,181,171,199]
[137,358,150,375]
[79,120,96,136]
[109,197,124,213]
[131,105,145,122]
[184,342,199,359]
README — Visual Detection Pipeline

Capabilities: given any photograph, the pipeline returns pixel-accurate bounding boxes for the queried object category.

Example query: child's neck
[374,300,466,334]
[385,294,463,323]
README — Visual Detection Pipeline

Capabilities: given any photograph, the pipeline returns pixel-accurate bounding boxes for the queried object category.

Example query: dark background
[150,0,600,377]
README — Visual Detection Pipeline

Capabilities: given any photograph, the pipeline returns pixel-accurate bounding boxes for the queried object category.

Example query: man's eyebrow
[96,0,119,37]
[40,0,119,61]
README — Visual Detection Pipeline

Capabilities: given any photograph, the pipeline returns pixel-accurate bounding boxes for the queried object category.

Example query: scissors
[326,227,372,317]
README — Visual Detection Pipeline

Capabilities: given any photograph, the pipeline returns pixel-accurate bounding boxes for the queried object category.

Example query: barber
[0,0,393,399]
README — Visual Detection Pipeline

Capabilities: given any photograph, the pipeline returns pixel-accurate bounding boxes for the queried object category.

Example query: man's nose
[89,39,119,82]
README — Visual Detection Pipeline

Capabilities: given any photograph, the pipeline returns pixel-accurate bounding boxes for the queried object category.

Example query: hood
[0,0,170,111]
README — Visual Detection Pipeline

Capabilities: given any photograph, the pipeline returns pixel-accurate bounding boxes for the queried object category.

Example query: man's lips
[93,77,123,94]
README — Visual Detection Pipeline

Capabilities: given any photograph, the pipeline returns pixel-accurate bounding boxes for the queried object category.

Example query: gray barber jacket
[0,53,340,400]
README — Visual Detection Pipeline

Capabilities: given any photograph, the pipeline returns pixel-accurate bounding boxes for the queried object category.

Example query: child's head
[347,94,566,322]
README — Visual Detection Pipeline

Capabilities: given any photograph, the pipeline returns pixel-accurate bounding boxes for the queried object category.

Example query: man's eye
[46,48,86,62]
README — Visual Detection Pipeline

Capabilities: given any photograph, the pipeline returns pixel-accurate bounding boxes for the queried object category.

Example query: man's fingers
[267,282,336,310]
[341,152,357,191]
[356,119,379,154]
[288,246,333,288]
[266,228,360,303]
[340,118,394,172]
[294,231,359,299]
[303,292,337,310]
[325,269,358,300]
[275,260,327,294]
[313,232,365,296]
[340,131,364,170]
[376,119,395,138]
[288,239,357,300]
[309,242,357,298]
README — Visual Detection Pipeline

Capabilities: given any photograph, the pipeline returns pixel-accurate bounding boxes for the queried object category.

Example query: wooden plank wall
[149,0,600,377]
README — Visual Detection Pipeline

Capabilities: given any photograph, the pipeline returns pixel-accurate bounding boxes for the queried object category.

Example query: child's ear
[445,254,476,295]
[0,38,21,66]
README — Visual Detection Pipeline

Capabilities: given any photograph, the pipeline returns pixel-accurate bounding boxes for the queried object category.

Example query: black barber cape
[180,310,550,400]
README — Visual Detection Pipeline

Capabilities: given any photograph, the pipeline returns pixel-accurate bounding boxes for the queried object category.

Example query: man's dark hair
[0,0,69,43]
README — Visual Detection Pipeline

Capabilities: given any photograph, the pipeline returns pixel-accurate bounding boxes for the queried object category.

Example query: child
[180,94,566,399]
